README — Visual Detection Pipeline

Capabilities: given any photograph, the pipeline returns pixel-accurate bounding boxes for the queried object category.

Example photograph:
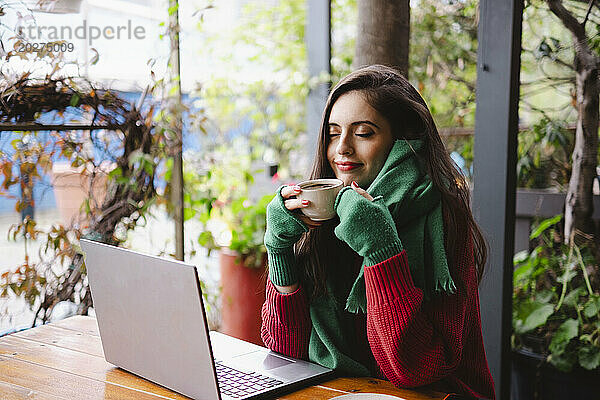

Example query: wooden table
[0,316,450,399]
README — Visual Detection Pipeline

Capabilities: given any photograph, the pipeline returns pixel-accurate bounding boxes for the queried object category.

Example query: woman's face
[326,91,395,188]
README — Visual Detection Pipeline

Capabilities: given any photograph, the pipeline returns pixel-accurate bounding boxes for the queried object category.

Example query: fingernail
[294,185,301,192]
[351,181,358,187]
[302,199,309,206]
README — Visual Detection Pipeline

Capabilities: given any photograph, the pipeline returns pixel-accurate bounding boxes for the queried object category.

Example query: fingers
[277,183,328,229]
[282,184,312,212]
[281,184,301,199]
[281,192,322,229]
[351,181,374,201]
[284,197,310,211]
[284,198,323,229]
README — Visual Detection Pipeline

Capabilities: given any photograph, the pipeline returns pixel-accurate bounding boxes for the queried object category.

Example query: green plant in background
[331,0,357,81]
[443,117,575,188]
[430,1,594,190]
[516,118,573,189]
[184,0,355,269]
[512,215,600,372]
[194,0,309,182]
[186,144,274,269]
[193,0,359,183]
[411,0,478,128]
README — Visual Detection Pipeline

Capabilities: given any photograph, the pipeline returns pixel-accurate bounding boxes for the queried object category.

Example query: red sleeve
[364,248,475,388]
[260,279,311,359]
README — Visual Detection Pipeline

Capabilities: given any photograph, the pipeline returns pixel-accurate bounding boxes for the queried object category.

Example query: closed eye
[327,123,375,138]
[356,131,374,138]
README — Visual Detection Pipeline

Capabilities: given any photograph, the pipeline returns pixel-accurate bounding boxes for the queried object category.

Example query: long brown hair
[294,65,487,298]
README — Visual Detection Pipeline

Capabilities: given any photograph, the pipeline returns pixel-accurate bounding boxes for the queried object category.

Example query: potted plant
[187,149,275,345]
[511,215,600,399]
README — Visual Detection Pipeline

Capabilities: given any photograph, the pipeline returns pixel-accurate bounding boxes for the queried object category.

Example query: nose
[336,132,354,155]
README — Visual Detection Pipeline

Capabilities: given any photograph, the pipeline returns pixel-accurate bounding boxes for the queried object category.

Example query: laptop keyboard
[215,362,284,398]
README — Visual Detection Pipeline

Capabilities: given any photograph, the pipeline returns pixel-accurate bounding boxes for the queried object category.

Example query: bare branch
[554,55,577,70]
[547,0,586,42]
[1,71,166,323]
[437,61,476,92]
[582,0,595,28]
[521,76,574,86]
[539,61,577,81]
[521,98,573,113]
[521,82,572,97]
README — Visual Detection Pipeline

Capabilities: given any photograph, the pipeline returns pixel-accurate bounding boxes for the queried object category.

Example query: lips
[335,161,362,171]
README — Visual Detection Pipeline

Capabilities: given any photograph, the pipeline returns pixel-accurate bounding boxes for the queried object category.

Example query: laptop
[80,239,333,400]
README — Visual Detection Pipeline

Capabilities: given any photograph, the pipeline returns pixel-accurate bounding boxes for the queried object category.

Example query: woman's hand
[272,185,322,294]
[349,180,374,201]
[333,182,403,266]
[281,185,323,229]
[264,185,320,293]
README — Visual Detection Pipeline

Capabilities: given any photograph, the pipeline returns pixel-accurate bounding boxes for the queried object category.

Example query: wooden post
[168,0,184,261]
[473,0,523,398]
[305,0,331,169]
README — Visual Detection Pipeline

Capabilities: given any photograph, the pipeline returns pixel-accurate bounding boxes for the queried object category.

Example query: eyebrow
[328,120,380,129]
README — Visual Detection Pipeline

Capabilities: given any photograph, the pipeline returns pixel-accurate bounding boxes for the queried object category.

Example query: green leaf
[197,231,216,248]
[143,160,154,176]
[513,257,534,285]
[108,167,123,178]
[523,304,554,332]
[536,290,553,303]
[583,294,600,318]
[164,157,173,181]
[580,333,594,343]
[530,214,562,240]
[183,208,196,221]
[578,345,600,370]
[513,250,530,264]
[70,93,80,107]
[549,319,579,356]
[563,287,584,308]
[168,3,179,15]
[558,262,577,285]
[514,301,554,334]
[548,350,576,372]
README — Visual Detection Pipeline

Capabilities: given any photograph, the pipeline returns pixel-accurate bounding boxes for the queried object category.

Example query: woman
[261,65,495,399]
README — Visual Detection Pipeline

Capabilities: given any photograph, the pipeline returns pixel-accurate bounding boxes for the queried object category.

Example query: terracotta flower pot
[51,163,108,225]
[219,250,267,346]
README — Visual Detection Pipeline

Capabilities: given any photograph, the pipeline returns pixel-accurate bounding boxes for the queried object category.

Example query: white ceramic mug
[297,178,344,221]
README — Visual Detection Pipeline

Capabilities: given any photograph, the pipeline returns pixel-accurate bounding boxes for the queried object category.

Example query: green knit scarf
[345,139,456,313]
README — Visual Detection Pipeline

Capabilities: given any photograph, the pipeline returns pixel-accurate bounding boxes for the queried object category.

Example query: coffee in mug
[301,183,336,190]
[297,178,344,221]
